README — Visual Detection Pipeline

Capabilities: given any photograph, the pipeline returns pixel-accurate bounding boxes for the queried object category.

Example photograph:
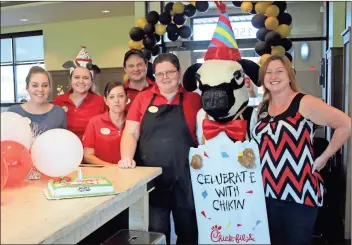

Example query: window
[166,2,327,108]
[193,15,258,41]
[1,31,44,103]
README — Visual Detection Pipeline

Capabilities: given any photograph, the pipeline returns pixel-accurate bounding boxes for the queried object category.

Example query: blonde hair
[258,55,300,112]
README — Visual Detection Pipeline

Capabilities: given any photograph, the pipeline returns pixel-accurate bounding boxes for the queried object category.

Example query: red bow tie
[202,119,247,141]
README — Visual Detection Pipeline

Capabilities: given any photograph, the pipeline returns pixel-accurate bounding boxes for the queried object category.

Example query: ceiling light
[101,10,110,13]
[20,18,28,22]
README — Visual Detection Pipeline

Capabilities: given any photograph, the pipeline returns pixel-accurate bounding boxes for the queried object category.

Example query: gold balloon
[128,40,143,50]
[123,74,129,83]
[173,2,185,14]
[275,24,291,38]
[271,45,285,56]
[170,10,175,16]
[155,23,166,35]
[136,17,148,29]
[265,4,280,17]
[255,2,270,14]
[258,54,272,66]
[241,2,253,13]
[265,16,279,30]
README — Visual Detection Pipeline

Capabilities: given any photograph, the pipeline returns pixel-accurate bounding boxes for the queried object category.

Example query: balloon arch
[127,1,293,65]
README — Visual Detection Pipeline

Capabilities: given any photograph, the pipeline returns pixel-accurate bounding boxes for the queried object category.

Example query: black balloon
[256,28,269,41]
[143,36,157,50]
[273,1,287,14]
[173,14,187,25]
[168,32,179,42]
[129,27,145,41]
[196,1,209,12]
[154,33,161,43]
[265,31,281,46]
[166,23,179,35]
[141,48,152,61]
[255,41,271,56]
[152,45,160,56]
[251,14,267,29]
[251,2,257,14]
[285,52,292,62]
[159,12,172,25]
[147,11,159,25]
[144,23,155,36]
[179,26,193,39]
[232,1,242,7]
[164,2,174,13]
[184,4,197,17]
[280,38,293,51]
[277,12,292,25]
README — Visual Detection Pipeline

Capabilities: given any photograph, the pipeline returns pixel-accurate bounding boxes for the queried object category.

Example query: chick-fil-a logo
[210,225,255,243]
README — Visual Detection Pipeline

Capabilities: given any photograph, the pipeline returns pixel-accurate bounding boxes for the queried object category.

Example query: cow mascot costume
[183,2,271,244]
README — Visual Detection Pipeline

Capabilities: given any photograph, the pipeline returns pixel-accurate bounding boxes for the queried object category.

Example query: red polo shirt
[82,112,124,164]
[52,90,106,141]
[125,78,154,111]
[126,85,201,144]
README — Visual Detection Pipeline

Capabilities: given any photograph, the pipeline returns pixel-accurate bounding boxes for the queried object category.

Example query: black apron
[135,93,196,209]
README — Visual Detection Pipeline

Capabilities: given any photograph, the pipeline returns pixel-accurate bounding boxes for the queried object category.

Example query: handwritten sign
[189,139,270,244]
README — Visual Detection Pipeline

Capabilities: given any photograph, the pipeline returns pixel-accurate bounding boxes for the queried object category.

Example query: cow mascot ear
[238,59,260,86]
[182,63,202,92]
[62,60,76,70]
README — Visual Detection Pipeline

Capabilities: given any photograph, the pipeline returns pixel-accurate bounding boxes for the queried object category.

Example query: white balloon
[1,112,33,149]
[31,129,83,177]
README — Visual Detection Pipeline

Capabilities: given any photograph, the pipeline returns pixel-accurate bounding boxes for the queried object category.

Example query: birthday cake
[47,176,116,199]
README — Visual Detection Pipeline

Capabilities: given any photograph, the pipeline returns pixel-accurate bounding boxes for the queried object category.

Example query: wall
[1,15,134,70]
[329,2,346,48]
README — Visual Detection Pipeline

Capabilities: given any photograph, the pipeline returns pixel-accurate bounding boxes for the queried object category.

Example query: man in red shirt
[123,49,154,109]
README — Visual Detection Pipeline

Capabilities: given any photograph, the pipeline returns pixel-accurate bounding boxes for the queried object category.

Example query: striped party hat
[204,2,241,62]
[75,46,92,63]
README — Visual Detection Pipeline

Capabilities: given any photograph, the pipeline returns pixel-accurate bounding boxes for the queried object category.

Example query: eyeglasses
[155,70,177,79]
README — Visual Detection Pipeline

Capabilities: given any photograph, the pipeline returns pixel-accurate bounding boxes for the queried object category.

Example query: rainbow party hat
[204,2,241,62]
[75,46,92,63]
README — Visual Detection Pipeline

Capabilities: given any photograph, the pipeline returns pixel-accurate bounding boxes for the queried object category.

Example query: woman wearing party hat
[53,46,106,141]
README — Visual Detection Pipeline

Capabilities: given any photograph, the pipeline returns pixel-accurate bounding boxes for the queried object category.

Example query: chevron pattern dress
[252,93,324,207]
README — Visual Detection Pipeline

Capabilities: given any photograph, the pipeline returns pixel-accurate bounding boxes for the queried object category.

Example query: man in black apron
[136,90,198,244]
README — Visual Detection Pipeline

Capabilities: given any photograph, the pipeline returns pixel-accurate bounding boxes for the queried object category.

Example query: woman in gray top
[8,66,67,137]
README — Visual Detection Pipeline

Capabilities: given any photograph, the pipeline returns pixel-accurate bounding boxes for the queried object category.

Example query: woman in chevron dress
[252,55,351,245]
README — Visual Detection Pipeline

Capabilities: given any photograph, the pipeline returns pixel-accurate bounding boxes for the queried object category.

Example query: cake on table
[47,176,116,199]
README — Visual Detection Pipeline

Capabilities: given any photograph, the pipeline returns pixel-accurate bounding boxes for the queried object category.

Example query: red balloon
[1,155,9,189]
[1,141,32,187]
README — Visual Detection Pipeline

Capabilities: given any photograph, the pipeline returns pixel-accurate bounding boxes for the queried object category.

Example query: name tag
[100,128,111,135]
[148,106,158,113]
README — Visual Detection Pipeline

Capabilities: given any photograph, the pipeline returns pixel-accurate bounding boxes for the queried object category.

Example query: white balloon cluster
[1,112,83,178]
[1,112,32,149]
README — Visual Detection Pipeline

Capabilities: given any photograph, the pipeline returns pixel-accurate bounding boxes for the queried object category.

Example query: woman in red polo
[52,46,106,141]
[82,81,127,165]
[119,53,201,244]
